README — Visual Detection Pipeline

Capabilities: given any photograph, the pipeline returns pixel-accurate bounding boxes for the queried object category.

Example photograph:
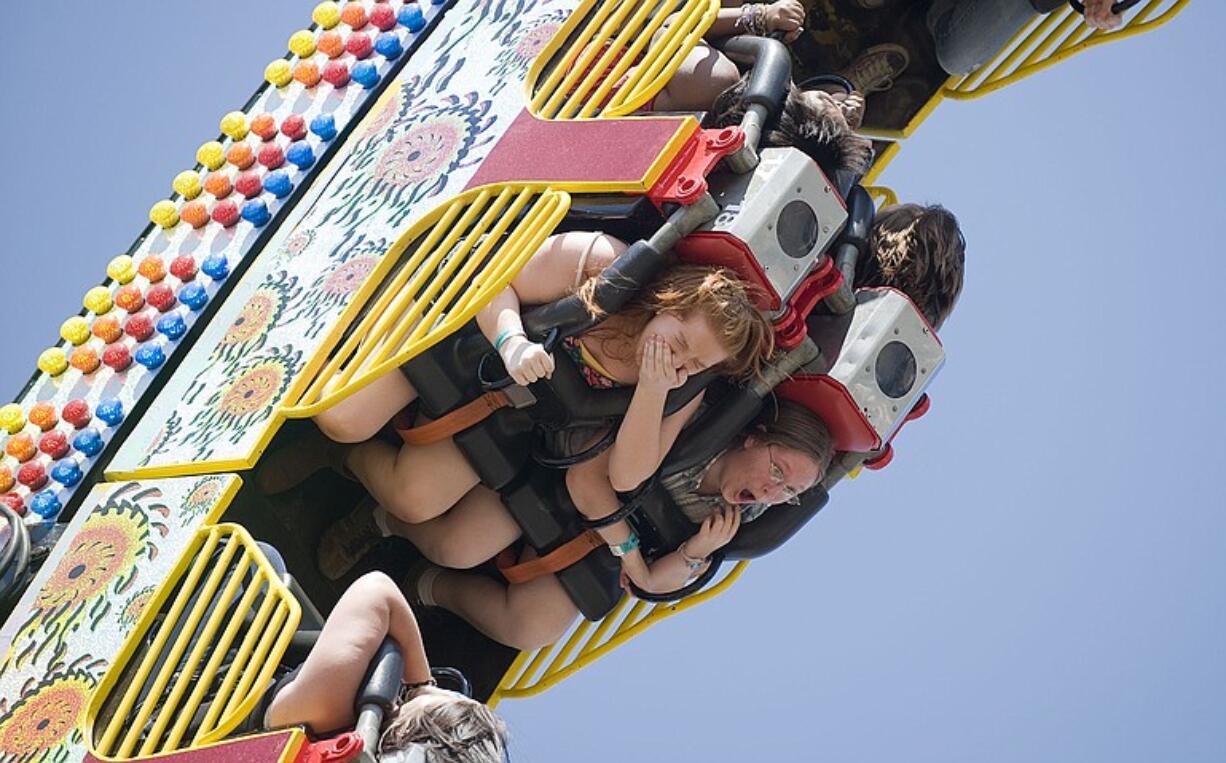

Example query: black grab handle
[356,638,404,714]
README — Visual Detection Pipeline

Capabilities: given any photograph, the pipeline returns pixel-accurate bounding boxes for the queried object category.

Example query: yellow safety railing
[861,0,1188,179]
[489,561,748,705]
[865,185,899,208]
[283,185,570,418]
[86,524,301,757]
[945,0,1188,100]
[527,0,719,119]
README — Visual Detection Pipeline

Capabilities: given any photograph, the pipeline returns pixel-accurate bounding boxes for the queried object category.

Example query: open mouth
[737,489,755,503]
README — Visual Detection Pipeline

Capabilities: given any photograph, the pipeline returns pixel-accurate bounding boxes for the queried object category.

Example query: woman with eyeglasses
[317,401,834,651]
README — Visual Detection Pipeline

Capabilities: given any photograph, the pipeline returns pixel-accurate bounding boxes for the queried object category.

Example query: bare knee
[503,602,577,650]
[315,408,380,444]
[566,459,616,519]
[420,532,492,570]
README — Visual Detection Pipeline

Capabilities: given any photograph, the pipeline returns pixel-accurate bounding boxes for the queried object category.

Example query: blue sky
[2,2,1223,762]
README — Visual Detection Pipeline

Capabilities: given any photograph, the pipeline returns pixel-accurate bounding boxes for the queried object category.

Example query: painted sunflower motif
[117,584,158,629]
[9,486,165,670]
[317,90,498,231]
[208,272,302,368]
[323,256,377,297]
[179,476,227,527]
[283,227,317,258]
[486,8,570,94]
[140,409,183,466]
[0,668,98,763]
[181,347,303,460]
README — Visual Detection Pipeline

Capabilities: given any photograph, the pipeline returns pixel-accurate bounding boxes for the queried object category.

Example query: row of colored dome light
[36,252,230,377]
[0,398,124,517]
[6,0,446,520]
[146,1,440,231]
[150,111,334,230]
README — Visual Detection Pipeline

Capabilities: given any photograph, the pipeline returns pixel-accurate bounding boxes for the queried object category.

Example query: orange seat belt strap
[497,530,607,585]
[393,390,511,445]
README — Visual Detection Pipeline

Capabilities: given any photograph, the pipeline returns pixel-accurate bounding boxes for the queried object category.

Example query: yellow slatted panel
[283,185,570,419]
[488,561,749,705]
[86,524,301,758]
[944,0,1188,100]
[527,0,719,120]
[861,0,1187,180]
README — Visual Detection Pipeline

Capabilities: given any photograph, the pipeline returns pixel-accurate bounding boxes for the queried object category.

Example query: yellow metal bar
[196,590,277,736]
[204,600,299,744]
[575,0,678,119]
[553,0,645,119]
[217,602,291,727]
[122,535,243,756]
[397,188,519,348]
[166,562,267,749]
[405,191,537,343]
[296,196,470,406]
[487,650,533,708]
[606,2,696,115]
[440,189,551,318]
[579,595,632,654]
[535,0,626,118]
[351,190,494,377]
[381,192,567,364]
[496,562,750,701]
[945,0,1187,100]
[512,640,560,691]
[865,185,898,208]
[542,619,595,679]
[98,527,222,755]
[143,549,254,754]
[288,189,570,419]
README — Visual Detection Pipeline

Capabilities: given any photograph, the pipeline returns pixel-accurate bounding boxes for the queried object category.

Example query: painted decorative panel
[0,475,239,763]
[109,0,579,477]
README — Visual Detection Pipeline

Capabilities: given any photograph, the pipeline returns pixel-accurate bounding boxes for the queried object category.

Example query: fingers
[655,338,674,380]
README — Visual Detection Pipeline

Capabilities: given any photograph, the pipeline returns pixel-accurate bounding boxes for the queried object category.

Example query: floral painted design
[8,486,167,670]
[0,660,104,763]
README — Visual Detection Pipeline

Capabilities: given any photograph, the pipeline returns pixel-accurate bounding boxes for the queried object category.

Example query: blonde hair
[380,693,507,763]
[577,264,775,379]
[860,203,966,329]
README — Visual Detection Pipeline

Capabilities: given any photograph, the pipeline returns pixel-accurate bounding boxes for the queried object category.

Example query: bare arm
[475,231,625,339]
[608,340,703,492]
[264,572,430,732]
[476,232,626,385]
[635,507,741,593]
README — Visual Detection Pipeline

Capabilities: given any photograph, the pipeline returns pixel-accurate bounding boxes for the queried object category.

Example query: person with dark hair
[860,203,966,329]
[252,572,508,762]
[703,76,874,178]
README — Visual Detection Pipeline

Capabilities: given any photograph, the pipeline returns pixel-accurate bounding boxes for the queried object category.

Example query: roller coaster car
[392,37,945,625]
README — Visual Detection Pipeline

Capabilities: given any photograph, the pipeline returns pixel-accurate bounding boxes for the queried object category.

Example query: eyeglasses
[766,445,803,506]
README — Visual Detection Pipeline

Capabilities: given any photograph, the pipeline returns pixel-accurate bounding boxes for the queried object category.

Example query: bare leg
[314,370,418,444]
[432,565,579,650]
[650,41,740,112]
[389,486,523,569]
[346,437,480,524]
